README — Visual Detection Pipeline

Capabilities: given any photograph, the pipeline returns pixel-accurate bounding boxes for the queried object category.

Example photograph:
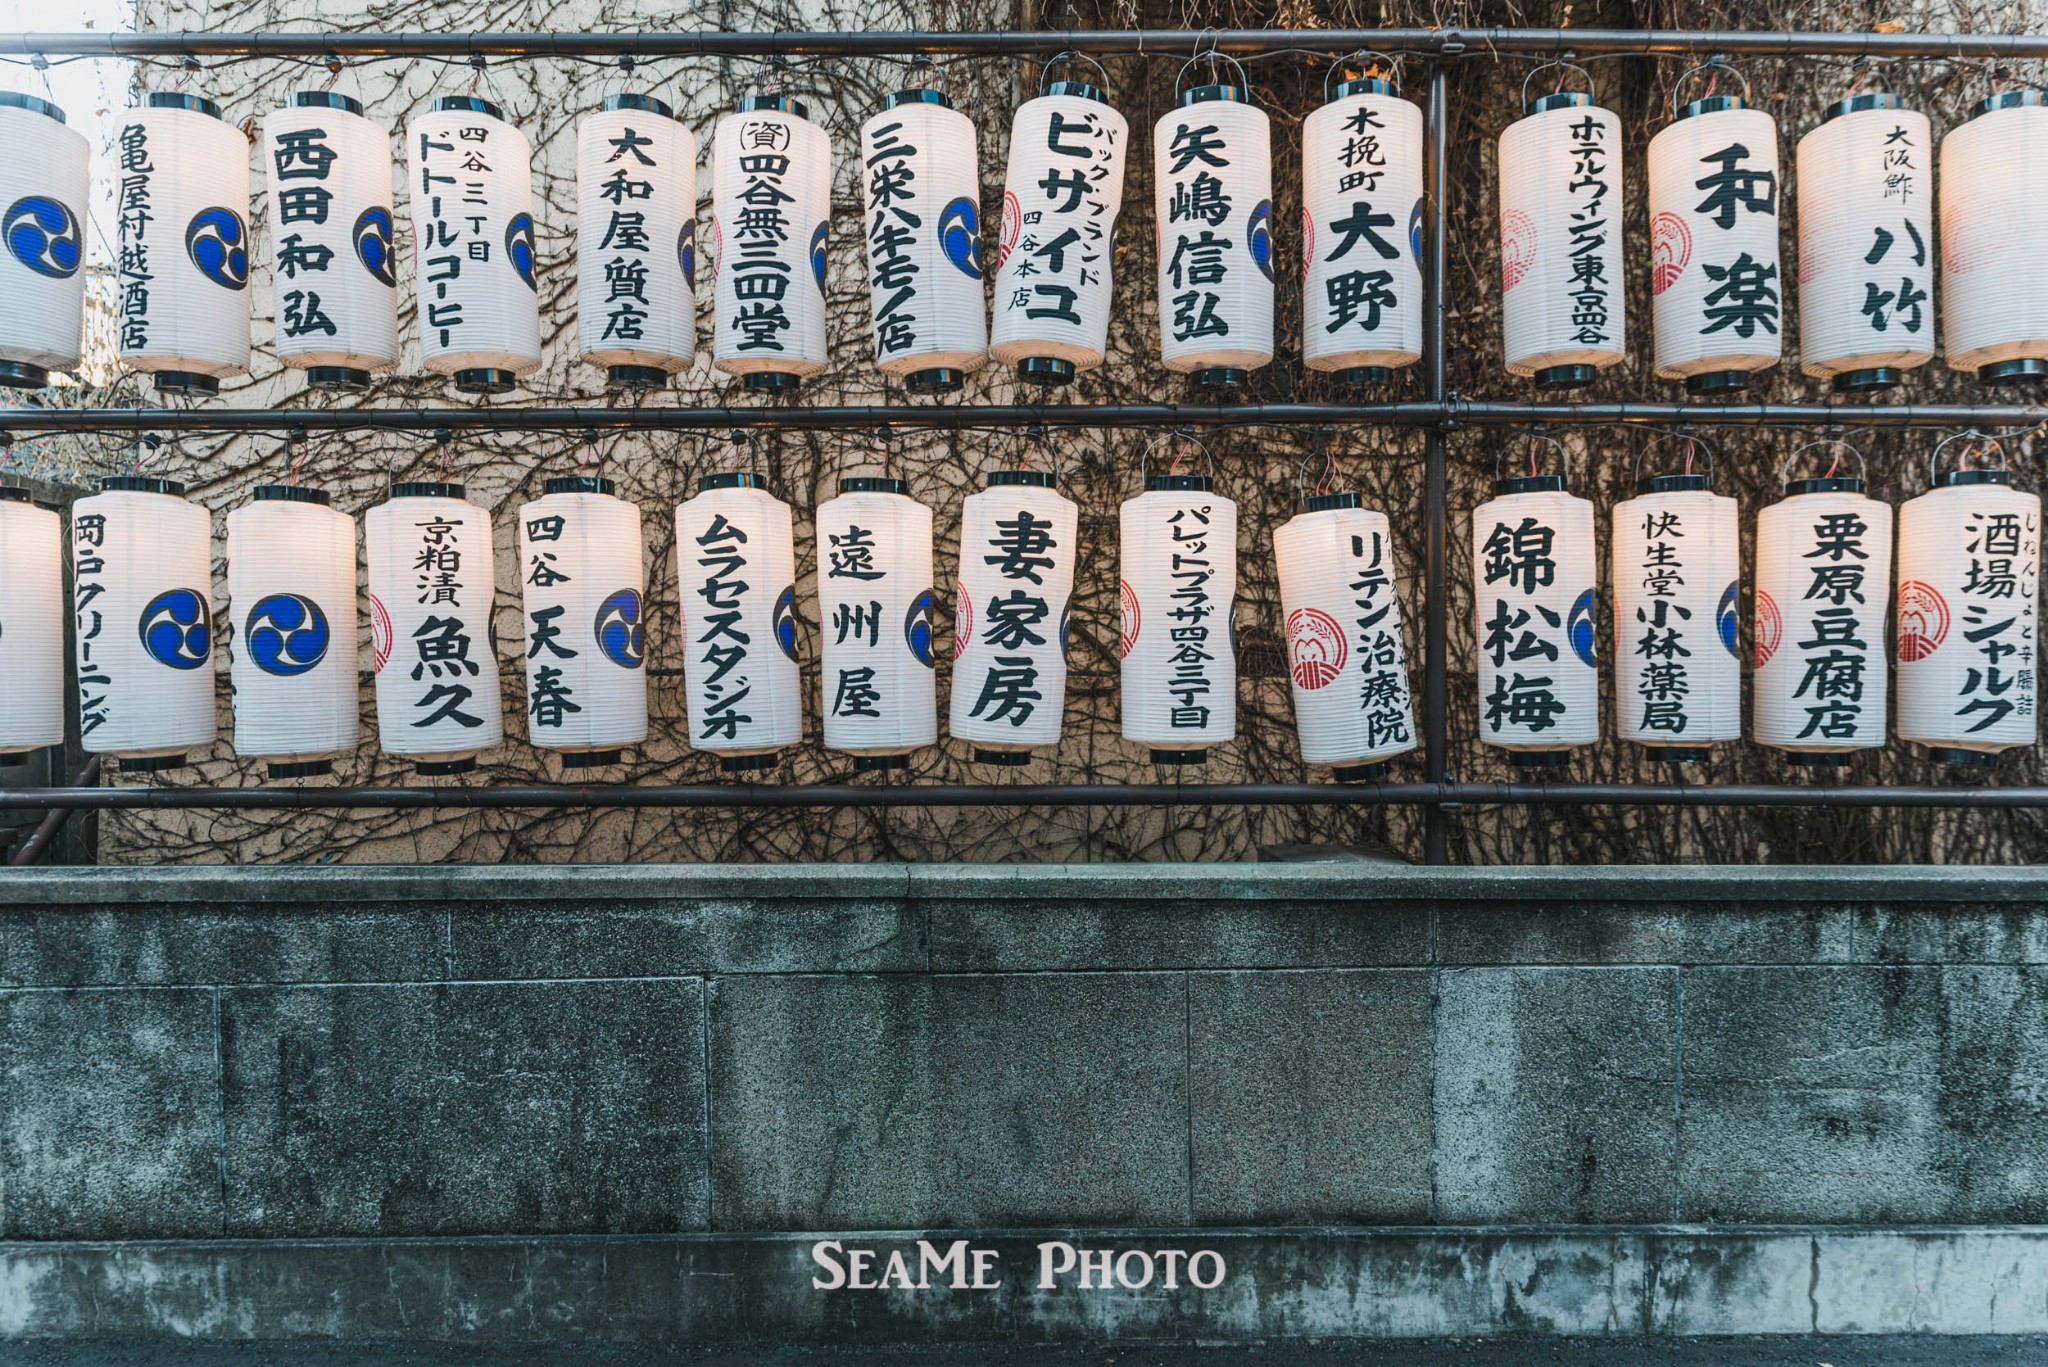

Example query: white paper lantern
[407,96,541,394]
[1648,96,1781,393]
[516,475,648,765]
[1272,492,1416,775]
[1896,462,2040,765]
[115,93,252,395]
[0,92,89,389]
[989,81,1130,386]
[817,477,936,764]
[950,468,1079,765]
[70,475,217,770]
[263,92,398,389]
[1153,82,1273,388]
[859,90,986,394]
[1940,90,2048,384]
[1498,93,1625,388]
[0,485,64,759]
[577,93,697,388]
[1302,77,1423,384]
[674,472,802,767]
[1752,471,1893,762]
[1795,95,1933,392]
[226,486,359,777]
[364,481,505,773]
[1472,474,1599,763]
[1119,473,1237,763]
[710,96,831,393]
[1610,470,1741,760]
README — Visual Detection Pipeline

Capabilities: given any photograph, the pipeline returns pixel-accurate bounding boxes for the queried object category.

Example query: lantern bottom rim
[152,371,220,397]
[1781,751,1852,767]
[0,361,50,389]
[560,749,625,769]
[454,368,518,395]
[117,754,186,773]
[1980,358,2048,386]
[607,365,669,390]
[1151,749,1210,766]
[1333,762,1390,783]
[1508,750,1572,769]
[0,749,33,767]
[266,760,333,780]
[414,757,478,776]
[720,752,779,773]
[1534,364,1597,391]
[1335,365,1394,387]
[1190,366,1249,393]
[742,371,803,394]
[305,366,372,392]
[853,754,911,771]
[906,367,967,395]
[972,748,1033,767]
[1017,357,1075,387]
[1832,366,1901,394]
[1684,370,1748,396]
[1646,746,1709,765]
[1925,745,1999,769]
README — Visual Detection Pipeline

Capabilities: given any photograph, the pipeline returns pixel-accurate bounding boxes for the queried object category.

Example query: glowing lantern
[1153,69,1273,391]
[0,92,89,389]
[1940,90,2048,385]
[407,96,541,394]
[0,485,64,760]
[71,475,217,771]
[674,472,802,768]
[950,468,1078,765]
[1472,464,1598,764]
[516,475,647,766]
[1302,74,1422,385]
[989,74,1129,386]
[1119,466,1237,764]
[817,477,935,765]
[1647,71,1782,394]
[860,89,986,393]
[710,95,831,393]
[1272,491,1415,777]
[364,482,504,773]
[263,92,398,389]
[577,93,697,388]
[116,93,252,395]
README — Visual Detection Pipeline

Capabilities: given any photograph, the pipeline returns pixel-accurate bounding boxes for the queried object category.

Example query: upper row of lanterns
[1,56,2046,398]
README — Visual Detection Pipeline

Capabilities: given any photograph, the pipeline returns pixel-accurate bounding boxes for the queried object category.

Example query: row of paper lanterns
[0,447,2036,779]
[2,74,2044,399]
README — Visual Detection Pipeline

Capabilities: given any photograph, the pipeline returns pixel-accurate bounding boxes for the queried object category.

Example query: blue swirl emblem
[1568,589,1597,668]
[773,585,799,661]
[905,588,935,667]
[938,196,980,279]
[594,588,645,669]
[1408,199,1424,262]
[5,195,82,280]
[353,205,395,287]
[809,222,827,290]
[1718,581,1741,658]
[505,212,537,290]
[184,207,248,290]
[678,219,696,289]
[139,588,210,671]
[1247,199,1272,281]
[1059,604,1072,661]
[245,594,330,677]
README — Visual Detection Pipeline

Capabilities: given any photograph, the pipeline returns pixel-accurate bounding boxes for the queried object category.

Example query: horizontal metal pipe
[4,27,2047,59]
[3,782,2046,811]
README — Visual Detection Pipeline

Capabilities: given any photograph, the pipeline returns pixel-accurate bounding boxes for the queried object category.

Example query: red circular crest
[953,579,974,660]
[998,190,1022,272]
[1286,607,1348,691]
[1118,578,1140,659]
[1896,580,1951,662]
[1753,589,1782,669]
[369,593,392,673]
[1300,206,1315,276]
[1500,208,1536,292]
[1651,212,1692,296]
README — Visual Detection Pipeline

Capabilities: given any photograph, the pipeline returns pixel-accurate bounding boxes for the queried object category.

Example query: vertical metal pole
[1422,63,1451,865]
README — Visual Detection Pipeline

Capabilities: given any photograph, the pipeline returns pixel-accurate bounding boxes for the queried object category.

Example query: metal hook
[285,425,310,487]
[1670,54,1752,120]
[1634,430,1718,487]
[1494,430,1572,484]
[1929,429,2008,486]
[1137,430,1217,484]
[1522,53,1595,108]
[1295,426,1342,503]
[1173,30,1249,99]
[726,427,764,473]
[1326,49,1402,102]
[1038,49,1111,98]
[1780,436,1867,489]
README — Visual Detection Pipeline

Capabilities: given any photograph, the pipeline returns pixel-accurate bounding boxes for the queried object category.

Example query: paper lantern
[0,92,89,389]
[1752,470,1893,762]
[70,475,217,770]
[1498,92,1625,389]
[263,92,398,390]
[1153,81,1273,390]
[816,477,936,764]
[859,90,986,394]
[1610,468,1741,761]
[407,96,541,394]
[1272,492,1416,776]
[988,81,1130,386]
[1895,458,2040,765]
[1302,77,1423,384]
[1472,473,1598,763]
[364,482,505,773]
[0,485,64,760]
[1940,90,2048,385]
[226,486,359,778]
[1119,473,1237,763]
[516,475,647,765]
[1648,94,1782,393]
[1796,94,1933,393]
[115,93,252,395]
[577,93,697,388]
[950,468,1078,765]
[674,472,802,767]
[710,96,831,393]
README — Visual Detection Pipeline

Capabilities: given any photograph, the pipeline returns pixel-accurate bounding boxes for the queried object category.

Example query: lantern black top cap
[1781,438,1866,494]
[1670,56,1752,123]
[1975,88,2045,119]
[840,475,909,495]
[146,91,222,120]
[100,474,186,497]
[287,91,363,116]
[737,93,807,119]
[544,474,616,496]
[885,87,950,110]
[1303,491,1360,512]
[390,481,466,500]
[253,483,332,506]
[1928,431,2012,489]
[1526,91,1592,115]
[1522,56,1596,114]
[1039,49,1112,104]
[1823,91,1901,123]
[1181,82,1246,107]
[431,94,502,119]
[0,484,32,503]
[698,470,763,492]
[0,91,65,123]
[1495,473,1567,495]
[988,469,1056,489]
[602,91,673,119]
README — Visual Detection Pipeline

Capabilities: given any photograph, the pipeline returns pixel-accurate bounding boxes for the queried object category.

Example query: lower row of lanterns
[0,449,2035,778]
